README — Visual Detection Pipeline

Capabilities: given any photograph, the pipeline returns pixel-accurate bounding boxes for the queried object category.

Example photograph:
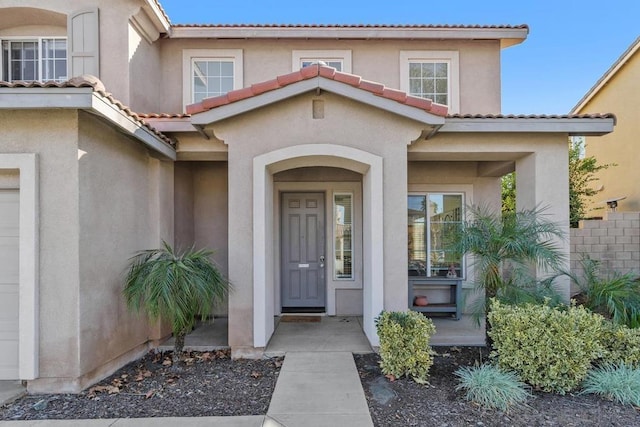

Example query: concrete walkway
[267,352,373,427]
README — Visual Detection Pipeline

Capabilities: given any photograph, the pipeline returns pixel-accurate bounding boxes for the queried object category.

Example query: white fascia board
[170,26,528,45]
[0,87,94,109]
[440,117,615,136]
[143,117,196,133]
[191,79,318,125]
[90,94,176,160]
[191,77,445,127]
[143,0,171,32]
[319,79,445,126]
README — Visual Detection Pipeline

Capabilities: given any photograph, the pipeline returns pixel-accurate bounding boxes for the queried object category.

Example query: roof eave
[143,0,171,33]
[0,87,176,160]
[169,26,527,46]
[440,117,615,136]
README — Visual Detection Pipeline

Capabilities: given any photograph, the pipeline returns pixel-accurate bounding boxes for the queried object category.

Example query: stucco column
[515,137,570,300]
[383,146,409,312]
[227,145,258,358]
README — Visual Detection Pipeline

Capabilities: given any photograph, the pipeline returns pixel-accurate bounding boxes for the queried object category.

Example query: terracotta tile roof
[186,64,448,117]
[448,113,616,122]
[0,78,175,147]
[171,23,528,29]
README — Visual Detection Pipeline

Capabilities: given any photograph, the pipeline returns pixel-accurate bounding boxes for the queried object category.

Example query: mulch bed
[355,346,640,427]
[1,349,282,420]
[3,346,639,424]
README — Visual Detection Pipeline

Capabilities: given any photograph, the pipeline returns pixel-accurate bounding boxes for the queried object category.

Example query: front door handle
[319,255,325,268]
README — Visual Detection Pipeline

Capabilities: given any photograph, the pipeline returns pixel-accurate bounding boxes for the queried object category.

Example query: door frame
[280,191,326,311]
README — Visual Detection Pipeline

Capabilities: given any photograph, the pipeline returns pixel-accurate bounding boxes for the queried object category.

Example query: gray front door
[281,192,326,309]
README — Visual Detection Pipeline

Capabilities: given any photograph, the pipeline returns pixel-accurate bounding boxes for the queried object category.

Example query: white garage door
[0,190,19,379]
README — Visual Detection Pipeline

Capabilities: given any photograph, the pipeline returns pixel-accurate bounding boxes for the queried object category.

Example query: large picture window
[408,193,464,278]
[334,193,353,280]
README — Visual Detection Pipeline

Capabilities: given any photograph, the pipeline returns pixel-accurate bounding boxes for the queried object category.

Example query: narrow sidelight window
[334,193,353,280]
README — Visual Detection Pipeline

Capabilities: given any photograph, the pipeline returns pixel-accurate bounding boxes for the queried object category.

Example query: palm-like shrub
[123,241,230,361]
[564,256,640,328]
[455,205,565,322]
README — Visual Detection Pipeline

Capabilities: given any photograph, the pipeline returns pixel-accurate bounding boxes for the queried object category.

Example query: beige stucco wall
[0,108,174,391]
[160,38,501,114]
[578,51,640,214]
[76,112,173,382]
[0,109,81,383]
[174,161,229,315]
[128,20,164,112]
[0,1,163,108]
[210,91,425,353]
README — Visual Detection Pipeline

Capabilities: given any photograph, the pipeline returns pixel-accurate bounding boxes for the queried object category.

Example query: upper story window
[1,38,67,82]
[400,51,459,113]
[182,49,243,108]
[292,50,352,73]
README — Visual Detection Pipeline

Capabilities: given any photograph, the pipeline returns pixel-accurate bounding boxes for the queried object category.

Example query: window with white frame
[400,51,459,113]
[334,193,353,280]
[182,49,243,107]
[1,38,67,82]
[292,50,352,73]
[408,193,464,278]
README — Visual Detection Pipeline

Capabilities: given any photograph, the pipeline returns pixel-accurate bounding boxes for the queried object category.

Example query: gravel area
[1,350,282,420]
[355,346,640,427]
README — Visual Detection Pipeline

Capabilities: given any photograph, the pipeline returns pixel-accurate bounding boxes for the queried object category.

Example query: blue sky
[160,0,639,114]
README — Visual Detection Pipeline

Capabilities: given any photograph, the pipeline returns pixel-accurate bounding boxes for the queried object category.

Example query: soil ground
[2,347,639,425]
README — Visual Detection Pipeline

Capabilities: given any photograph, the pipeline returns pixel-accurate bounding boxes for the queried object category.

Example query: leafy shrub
[598,322,640,367]
[375,310,436,384]
[455,364,531,411]
[566,255,640,328]
[488,299,604,393]
[581,364,640,406]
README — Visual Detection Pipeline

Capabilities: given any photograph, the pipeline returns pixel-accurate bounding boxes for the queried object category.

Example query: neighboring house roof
[571,36,640,113]
[0,77,176,159]
[187,64,448,127]
[168,24,528,47]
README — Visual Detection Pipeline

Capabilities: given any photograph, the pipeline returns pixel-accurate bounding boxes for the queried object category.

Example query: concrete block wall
[570,211,640,283]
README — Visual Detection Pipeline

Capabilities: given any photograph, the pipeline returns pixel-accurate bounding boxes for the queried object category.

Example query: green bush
[375,310,436,384]
[566,255,640,328]
[455,364,531,411]
[581,364,640,406]
[598,322,640,367]
[488,299,605,393]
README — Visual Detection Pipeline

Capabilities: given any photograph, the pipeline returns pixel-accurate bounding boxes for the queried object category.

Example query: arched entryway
[253,144,383,348]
